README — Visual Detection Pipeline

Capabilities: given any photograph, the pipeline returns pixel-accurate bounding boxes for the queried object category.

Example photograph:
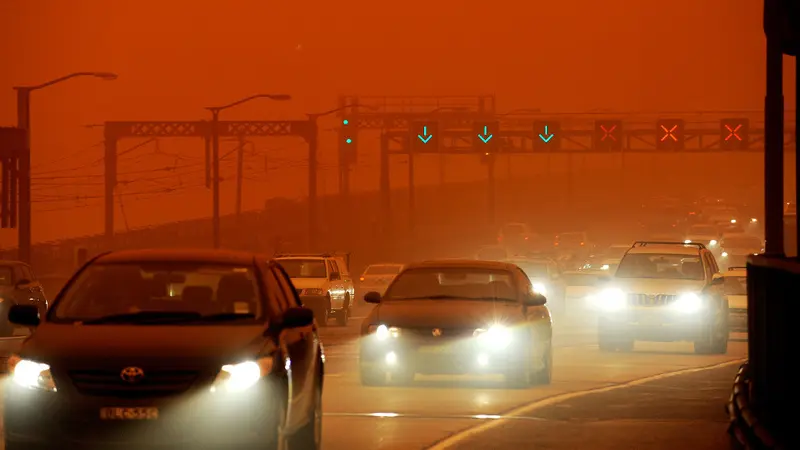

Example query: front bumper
[3,378,281,448]
[359,334,528,375]
[598,308,709,342]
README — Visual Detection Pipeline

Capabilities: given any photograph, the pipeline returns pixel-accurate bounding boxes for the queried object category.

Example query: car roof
[95,248,260,265]
[625,244,703,256]
[405,259,517,271]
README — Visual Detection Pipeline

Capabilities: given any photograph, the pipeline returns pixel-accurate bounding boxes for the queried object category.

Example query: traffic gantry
[533,120,561,151]
[719,118,750,150]
[472,121,500,153]
[593,120,623,151]
[409,120,440,152]
[656,119,685,150]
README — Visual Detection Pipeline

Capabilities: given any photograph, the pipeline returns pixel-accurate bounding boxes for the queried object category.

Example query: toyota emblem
[432,328,442,337]
[120,366,145,383]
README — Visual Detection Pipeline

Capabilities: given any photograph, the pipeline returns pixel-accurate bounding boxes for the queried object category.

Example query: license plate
[100,407,159,420]
[418,345,449,354]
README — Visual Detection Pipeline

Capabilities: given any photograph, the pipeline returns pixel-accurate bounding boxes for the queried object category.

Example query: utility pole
[209,109,222,248]
[15,89,31,264]
[236,137,245,217]
[763,0,785,255]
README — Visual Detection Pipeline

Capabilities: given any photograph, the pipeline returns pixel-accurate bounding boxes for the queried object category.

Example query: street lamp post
[207,94,291,248]
[13,72,117,263]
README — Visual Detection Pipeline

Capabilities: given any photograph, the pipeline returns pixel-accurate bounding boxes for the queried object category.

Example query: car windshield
[724,276,747,295]
[364,264,402,275]
[277,259,327,278]
[723,236,762,248]
[0,266,13,286]
[514,262,548,278]
[384,267,517,301]
[50,263,264,324]
[615,253,705,280]
[689,225,717,235]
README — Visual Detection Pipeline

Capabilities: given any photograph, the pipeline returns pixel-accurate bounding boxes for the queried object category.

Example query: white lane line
[425,358,746,450]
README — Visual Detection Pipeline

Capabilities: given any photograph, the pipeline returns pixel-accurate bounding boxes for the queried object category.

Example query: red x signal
[600,124,617,141]
[660,124,678,142]
[725,124,743,141]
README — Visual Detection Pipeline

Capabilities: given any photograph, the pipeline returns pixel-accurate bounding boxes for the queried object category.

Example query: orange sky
[0,0,796,245]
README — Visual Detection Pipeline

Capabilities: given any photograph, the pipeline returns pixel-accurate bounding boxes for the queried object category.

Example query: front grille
[405,327,475,341]
[627,293,677,306]
[69,368,200,398]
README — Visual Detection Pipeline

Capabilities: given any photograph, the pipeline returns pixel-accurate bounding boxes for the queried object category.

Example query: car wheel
[531,344,552,385]
[315,300,330,328]
[287,377,322,450]
[359,364,386,386]
[336,295,350,327]
[695,304,729,355]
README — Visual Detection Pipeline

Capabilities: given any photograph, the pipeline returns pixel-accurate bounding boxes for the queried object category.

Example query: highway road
[0,304,746,449]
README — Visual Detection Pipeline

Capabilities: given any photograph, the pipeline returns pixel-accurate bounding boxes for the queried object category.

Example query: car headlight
[301,288,324,296]
[211,358,274,393]
[721,252,728,258]
[8,355,57,392]
[473,325,512,349]
[709,240,718,247]
[684,239,692,244]
[593,288,626,311]
[368,324,400,340]
[532,283,547,295]
[750,218,758,223]
[672,293,703,313]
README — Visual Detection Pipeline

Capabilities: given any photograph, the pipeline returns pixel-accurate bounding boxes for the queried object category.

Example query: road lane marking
[425,357,746,450]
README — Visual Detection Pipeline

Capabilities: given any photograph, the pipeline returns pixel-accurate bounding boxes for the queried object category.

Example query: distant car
[359,260,553,388]
[684,223,721,250]
[602,244,633,260]
[719,234,764,269]
[554,232,590,254]
[275,253,355,326]
[592,241,729,354]
[0,260,48,337]
[358,263,404,299]
[562,271,603,304]
[723,267,747,332]
[498,222,535,250]
[3,249,323,449]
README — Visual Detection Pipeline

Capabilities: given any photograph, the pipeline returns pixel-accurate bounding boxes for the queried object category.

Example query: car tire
[694,303,729,355]
[315,299,330,328]
[286,375,323,450]
[336,295,350,327]
[360,364,386,386]
[531,344,553,385]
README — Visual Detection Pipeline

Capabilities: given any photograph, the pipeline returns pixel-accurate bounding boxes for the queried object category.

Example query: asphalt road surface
[0,304,746,449]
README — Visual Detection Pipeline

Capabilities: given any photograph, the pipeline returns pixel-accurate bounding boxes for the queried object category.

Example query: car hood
[371,299,523,329]
[291,278,328,289]
[19,324,268,367]
[608,278,706,294]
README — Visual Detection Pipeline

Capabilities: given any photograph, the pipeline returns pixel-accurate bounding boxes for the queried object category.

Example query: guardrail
[735,255,800,449]
[727,363,783,449]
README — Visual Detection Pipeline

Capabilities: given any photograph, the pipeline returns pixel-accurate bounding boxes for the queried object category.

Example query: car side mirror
[329,272,341,281]
[523,292,547,306]
[281,307,314,329]
[364,291,381,304]
[15,279,31,289]
[8,304,40,327]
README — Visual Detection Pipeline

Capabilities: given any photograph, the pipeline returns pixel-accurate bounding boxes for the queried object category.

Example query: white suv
[275,253,355,326]
[591,241,729,354]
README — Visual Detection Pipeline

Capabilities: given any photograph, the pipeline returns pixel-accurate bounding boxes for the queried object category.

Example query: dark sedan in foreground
[359,260,553,389]
[4,249,323,450]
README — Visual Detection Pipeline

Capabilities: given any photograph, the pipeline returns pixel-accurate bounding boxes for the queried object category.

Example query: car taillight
[580,242,585,246]
[359,277,365,282]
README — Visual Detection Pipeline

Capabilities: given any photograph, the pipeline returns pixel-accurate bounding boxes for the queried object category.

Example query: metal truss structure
[103,119,318,247]
[0,127,25,230]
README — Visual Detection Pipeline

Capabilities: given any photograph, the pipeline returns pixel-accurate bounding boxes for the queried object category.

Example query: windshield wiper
[83,310,202,324]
